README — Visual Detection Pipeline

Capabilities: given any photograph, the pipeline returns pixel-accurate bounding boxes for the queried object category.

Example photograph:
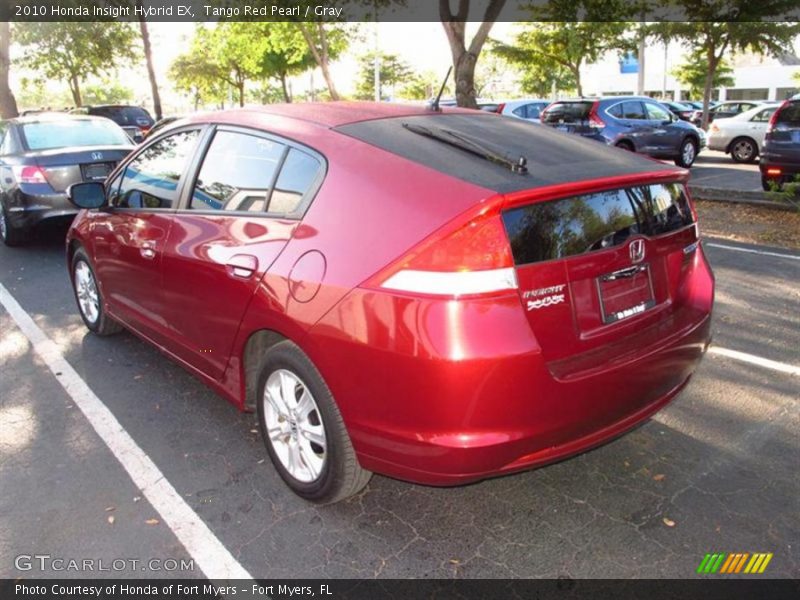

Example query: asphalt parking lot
[0,225,798,580]
[691,150,762,192]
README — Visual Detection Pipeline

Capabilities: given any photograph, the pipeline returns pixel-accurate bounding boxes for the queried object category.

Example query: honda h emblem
[629,239,645,264]
[91,152,103,160]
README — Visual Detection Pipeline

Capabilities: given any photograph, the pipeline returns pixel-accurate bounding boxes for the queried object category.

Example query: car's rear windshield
[93,106,153,125]
[541,101,594,123]
[22,119,131,150]
[776,102,800,125]
[502,183,694,266]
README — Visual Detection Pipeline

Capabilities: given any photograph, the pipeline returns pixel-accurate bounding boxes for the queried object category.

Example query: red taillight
[12,165,48,184]
[766,100,789,134]
[766,167,782,176]
[367,201,517,297]
[587,101,605,129]
[496,103,506,114]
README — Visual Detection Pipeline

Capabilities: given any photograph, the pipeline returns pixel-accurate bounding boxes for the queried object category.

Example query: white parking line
[705,242,800,261]
[709,346,800,376]
[0,283,253,581]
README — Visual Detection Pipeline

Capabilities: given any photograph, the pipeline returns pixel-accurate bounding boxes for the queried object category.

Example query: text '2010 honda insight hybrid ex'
[65,102,714,503]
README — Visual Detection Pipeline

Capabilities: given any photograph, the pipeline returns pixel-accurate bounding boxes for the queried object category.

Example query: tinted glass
[607,103,623,118]
[542,102,593,123]
[775,102,800,125]
[621,102,646,120]
[270,149,321,214]
[93,106,154,126]
[502,183,694,266]
[750,107,777,122]
[113,130,199,209]
[646,103,672,121]
[190,131,285,212]
[22,119,130,150]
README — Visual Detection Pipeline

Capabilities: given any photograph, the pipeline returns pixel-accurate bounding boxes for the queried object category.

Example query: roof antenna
[430,66,453,112]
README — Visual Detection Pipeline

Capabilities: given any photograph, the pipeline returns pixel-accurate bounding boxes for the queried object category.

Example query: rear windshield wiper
[402,122,528,174]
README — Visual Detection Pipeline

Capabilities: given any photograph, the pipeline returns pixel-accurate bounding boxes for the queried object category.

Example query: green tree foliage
[354,52,415,100]
[494,0,635,98]
[260,23,318,103]
[15,23,137,107]
[672,50,735,100]
[83,79,135,106]
[649,4,800,127]
[293,23,351,101]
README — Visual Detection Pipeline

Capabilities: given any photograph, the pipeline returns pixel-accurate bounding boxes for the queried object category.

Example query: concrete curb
[688,185,798,212]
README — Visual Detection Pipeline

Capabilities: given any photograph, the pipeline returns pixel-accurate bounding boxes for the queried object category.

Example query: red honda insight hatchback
[66,102,714,503]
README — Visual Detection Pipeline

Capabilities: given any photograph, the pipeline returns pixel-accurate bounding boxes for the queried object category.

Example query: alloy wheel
[0,210,7,241]
[732,140,754,162]
[682,141,696,165]
[74,261,100,325]
[263,369,326,483]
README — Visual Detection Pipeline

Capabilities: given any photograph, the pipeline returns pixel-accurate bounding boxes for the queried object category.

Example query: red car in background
[65,102,714,503]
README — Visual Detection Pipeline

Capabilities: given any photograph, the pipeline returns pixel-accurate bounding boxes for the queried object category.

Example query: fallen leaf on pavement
[145,518,160,525]
[653,474,666,481]
[662,517,676,527]
[107,515,115,524]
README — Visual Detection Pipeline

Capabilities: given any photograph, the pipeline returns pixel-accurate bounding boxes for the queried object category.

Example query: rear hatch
[764,100,800,163]
[501,179,703,379]
[31,146,131,192]
[541,100,598,136]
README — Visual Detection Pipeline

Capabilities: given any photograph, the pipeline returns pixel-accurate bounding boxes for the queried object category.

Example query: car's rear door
[616,101,654,150]
[91,128,203,344]
[644,101,679,154]
[159,126,325,380]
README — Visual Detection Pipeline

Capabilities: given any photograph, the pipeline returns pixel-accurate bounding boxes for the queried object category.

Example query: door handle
[226,254,258,279]
[140,242,156,260]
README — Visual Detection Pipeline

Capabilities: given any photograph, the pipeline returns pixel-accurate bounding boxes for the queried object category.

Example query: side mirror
[67,182,107,209]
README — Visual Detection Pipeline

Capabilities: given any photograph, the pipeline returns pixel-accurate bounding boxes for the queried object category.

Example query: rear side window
[621,102,646,120]
[190,131,285,212]
[112,129,200,209]
[269,149,322,214]
[542,102,593,123]
[775,102,800,125]
[751,107,777,123]
[502,183,694,266]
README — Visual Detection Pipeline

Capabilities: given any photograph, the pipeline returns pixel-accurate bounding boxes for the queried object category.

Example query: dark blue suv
[541,96,705,168]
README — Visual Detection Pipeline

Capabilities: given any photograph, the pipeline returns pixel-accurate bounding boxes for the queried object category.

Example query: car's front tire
[256,341,371,503]
[675,137,698,168]
[0,204,28,247]
[730,137,758,163]
[70,247,123,335]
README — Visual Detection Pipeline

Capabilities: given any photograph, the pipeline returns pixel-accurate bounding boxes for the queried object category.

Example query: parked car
[496,99,551,122]
[661,101,696,121]
[0,114,133,246]
[706,103,780,163]
[682,101,717,111]
[65,102,714,503]
[143,115,181,140]
[540,96,705,167]
[434,98,500,112]
[70,104,155,142]
[689,101,762,128]
[760,97,800,190]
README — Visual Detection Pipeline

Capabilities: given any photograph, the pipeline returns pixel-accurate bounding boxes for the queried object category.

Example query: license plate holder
[81,162,113,182]
[597,264,656,324]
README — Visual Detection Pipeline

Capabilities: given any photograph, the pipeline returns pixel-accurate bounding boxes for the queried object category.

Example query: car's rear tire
[70,247,123,335]
[0,205,28,247]
[730,137,758,163]
[675,137,698,168]
[256,341,371,504]
[615,141,634,152]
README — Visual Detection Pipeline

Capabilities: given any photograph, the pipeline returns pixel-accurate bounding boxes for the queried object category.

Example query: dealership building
[582,40,800,102]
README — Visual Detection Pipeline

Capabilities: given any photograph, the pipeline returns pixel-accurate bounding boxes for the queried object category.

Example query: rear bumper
[307,251,715,486]
[4,191,77,229]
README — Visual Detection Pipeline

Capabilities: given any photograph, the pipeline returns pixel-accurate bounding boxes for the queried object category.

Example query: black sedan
[0,114,133,246]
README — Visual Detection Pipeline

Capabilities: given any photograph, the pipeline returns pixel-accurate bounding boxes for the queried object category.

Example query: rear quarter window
[542,102,593,123]
[776,102,800,125]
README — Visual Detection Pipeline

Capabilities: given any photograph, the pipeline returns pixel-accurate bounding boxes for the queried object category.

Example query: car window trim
[175,123,327,220]
[105,124,209,214]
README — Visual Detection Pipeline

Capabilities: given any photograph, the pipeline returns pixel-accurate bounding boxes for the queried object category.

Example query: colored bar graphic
[700,552,772,575]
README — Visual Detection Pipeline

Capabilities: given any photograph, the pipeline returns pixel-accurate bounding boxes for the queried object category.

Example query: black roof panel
[335,113,680,194]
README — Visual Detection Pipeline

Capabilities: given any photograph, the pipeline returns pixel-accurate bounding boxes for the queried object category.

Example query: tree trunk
[574,66,583,97]
[280,73,291,103]
[137,13,162,120]
[0,22,18,118]
[701,46,718,130]
[238,81,245,107]
[70,74,82,107]
[439,0,506,109]
[298,23,340,101]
